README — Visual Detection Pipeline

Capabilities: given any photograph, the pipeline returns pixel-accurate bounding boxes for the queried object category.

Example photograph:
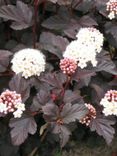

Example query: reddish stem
[0,71,14,77]
[33,0,39,48]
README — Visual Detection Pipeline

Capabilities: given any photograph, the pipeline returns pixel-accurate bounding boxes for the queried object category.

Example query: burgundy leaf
[96,51,117,75]
[39,32,69,58]
[31,90,51,111]
[42,103,59,121]
[89,115,115,145]
[72,68,96,86]
[0,50,12,72]
[79,15,98,27]
[73,0,94,12]
[47,0,58,3]
[52,124,71,147]
[40,72,66,90]
[0,1,33,30]
[64,90,84,104]
[57,0,72,5]
[9,74,30,102]
[105,23,117,48]
[61,103,88,124]
[42,12,81,39]
[9,115,37,145]
[91,83,105,104]
[95,0,109,17]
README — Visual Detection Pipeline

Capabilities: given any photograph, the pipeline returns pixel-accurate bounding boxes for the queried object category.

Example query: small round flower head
[100,90,117,116]
[63,27,104,69]
[60,58,77,75]
[79,104,96,126]
[0,90,25,118]
[11,48,46,79]
[106,0,117,19]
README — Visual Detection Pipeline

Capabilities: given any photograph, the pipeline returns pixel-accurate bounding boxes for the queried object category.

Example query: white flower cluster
[0,90,25,118]
[63,27,104,69]
[11,48,46,79]
[106,0,117,20]
[100,90,117,116]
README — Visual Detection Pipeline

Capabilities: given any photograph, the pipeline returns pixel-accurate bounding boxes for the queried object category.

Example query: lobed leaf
[89,115,115,145]
[52,124,71,147]
[9,73,30,102]
[61,103,88,124]
[0,50,12,72]
[39,32,69,58]
[9,114,37,146]
[0,1,33,30]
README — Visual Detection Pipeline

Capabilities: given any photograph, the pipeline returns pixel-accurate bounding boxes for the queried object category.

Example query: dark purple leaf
[40,72,66,90]
[89,115,115,145]
[9,114,37,145]
[72,68,96,86]
[64,90,84,104]
[42,103,59,121]
[57,0,72,5]
[105,23,117,48]
[91,83,105,104]
[95,0,109,17]
[73,0,94,12]
[61,103,88,124]
[79,15,98,27]
[9,73,30,102]
[39,32,69,58]
[0,50,12,72]
[42,11,81,39]
[47,0,58,3]
[31,90,51,111]
[52,124,71,147]
[0,0,10,6]
[96,51,117,75]
[0,1,33,30]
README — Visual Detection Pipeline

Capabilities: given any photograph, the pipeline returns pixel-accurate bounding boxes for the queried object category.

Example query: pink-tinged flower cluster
[79,104,96,126]
[60,58,77,75]
[100,90,117,116]
[0,90,25,118]
[106,0,117,19]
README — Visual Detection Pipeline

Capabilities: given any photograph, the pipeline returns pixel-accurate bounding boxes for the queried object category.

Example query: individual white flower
[108,11,115,19]
[15,103,25,111]
[0,103,8,113]
[63,27,104,69]
[100,90,117,116]
[106,0,117,20]
[13,109,23,118]
[11,48,46,79]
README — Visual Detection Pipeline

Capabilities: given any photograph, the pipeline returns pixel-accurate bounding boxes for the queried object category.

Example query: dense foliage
[0,0,117,155]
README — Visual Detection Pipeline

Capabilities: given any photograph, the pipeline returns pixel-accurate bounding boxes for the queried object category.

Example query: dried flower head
[0,90,25,118]
[100,90,117,116]
[79,104,96,126]
[11,48,46,79]
[63,27,104,69]
[60,58,77,75]
[106,0,117,19]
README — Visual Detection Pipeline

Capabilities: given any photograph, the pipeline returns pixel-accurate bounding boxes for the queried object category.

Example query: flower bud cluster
[60,58,77,75]
[0,90,25,118]
[106,0,117,19]
[79,103,96,126]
